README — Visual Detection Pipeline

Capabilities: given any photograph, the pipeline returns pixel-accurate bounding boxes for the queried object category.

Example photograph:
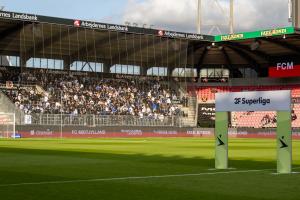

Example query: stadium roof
[0,10,300,75]
[212,27,300,74]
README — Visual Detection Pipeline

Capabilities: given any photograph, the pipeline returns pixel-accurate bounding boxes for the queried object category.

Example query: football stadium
[1,0,300,199]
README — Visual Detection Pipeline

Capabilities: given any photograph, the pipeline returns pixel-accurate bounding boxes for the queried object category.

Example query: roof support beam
[144,40,175,67]
[197,46,208,66]
[195,45,209,76]
[26,26,79,60]
[112,35,163,63]
[71,32,122,62]
[260,37,300,55]
[162,42,208,68]
[222,47,243,77]
[221,47,232,66]
[226,41,271,62]
[0,22,31,54]
[224,44,261,72]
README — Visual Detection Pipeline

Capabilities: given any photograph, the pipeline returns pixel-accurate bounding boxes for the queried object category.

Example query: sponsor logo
[121,130,143,136]
[269,62,300,78]
[198,104,216,125]
[153,130,178,135]
[12,134,21,139]
[0,11,38,21]
[276,62,294,70]
[107,24,128,32]
[13,13,37,21]
[0,11,11,18]
[186,34,204,40]
[279,136,288,148]
[234,97,271,106]
[158,30,164,36]
[217,134,225,146]
[187,130,212,135]
[81,21,106,29]
[74,20,81,27]
[164,31,186,38]
[221,33,244,41]
[79,21,128,32]
[30,129,53,136]
[158,30,204,40]
[201,107,215,116]
[72,130,106,135]
[235,131,248,136]
[261,28,287,37]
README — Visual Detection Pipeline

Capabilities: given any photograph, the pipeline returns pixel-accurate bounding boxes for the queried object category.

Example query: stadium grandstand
[1,7,300,138]
[2,1,300,200]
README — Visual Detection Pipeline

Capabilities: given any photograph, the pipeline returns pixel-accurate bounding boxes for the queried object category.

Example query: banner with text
[198,104,215,127]
[269,62,300,78]
[215,27,295,42]
[216,90,291,112]
[0,10,212,41]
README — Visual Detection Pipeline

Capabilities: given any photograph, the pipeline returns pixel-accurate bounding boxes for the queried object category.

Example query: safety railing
[28,114,184,127]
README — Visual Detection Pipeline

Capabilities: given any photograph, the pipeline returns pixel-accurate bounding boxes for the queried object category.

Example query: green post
[215,111,228,169]
[277,111,292,174]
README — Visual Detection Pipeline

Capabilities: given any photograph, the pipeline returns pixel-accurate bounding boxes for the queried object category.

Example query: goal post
[0,113,16,139]
[215,90,292,174]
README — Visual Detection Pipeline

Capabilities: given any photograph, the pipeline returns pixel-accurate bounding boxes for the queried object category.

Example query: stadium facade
[1,10,300,138]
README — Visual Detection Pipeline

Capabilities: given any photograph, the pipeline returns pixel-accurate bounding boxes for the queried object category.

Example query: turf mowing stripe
[1,168,297,187]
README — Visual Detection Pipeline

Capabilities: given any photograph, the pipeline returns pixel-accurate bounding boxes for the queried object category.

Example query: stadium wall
[14,125,300,139]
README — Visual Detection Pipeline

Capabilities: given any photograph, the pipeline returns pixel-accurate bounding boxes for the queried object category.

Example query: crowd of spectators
[3,86,43,114]
[260,111,298,127]
[231,111,298,128]
[0,67,20,83]
[1,69,184,119]
[260,114,277,127]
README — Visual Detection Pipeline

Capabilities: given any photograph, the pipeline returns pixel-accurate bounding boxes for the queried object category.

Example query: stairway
[35,85,46,94]
[181,96,198,127]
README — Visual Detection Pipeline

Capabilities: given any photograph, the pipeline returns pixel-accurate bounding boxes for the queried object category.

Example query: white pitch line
[0,168,285,188]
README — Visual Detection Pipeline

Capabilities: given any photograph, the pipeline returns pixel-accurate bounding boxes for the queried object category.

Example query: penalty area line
[0,168,283,187]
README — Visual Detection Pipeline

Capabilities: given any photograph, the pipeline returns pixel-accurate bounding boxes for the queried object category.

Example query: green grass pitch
[0,138,300,200]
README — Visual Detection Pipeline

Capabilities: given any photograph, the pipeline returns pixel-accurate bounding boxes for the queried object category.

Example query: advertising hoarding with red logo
[74,20,80,27]
[269,62,300,78]
[158,30,164,36]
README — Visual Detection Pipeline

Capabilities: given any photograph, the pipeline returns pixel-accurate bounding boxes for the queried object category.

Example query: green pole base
[215,112,228,170]
[277,111,292,174]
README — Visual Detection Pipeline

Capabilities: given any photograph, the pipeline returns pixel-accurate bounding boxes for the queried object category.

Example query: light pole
[197,0,202,34]
[229,0,234,34]
[288,0,293,22]
[290,0,300,27]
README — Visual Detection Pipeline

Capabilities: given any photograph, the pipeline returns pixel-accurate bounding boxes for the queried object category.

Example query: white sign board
[216,90,291,112]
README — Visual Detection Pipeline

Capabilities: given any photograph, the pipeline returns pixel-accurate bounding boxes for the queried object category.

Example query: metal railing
[28,114,183,127]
